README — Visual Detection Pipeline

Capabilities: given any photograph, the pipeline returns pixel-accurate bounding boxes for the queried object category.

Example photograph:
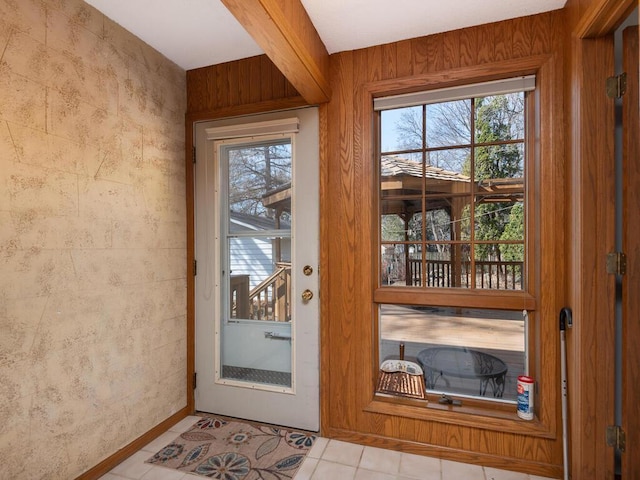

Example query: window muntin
[379,90,527,291]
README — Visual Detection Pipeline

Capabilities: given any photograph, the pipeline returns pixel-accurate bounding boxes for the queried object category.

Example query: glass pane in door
[219,139,293,389]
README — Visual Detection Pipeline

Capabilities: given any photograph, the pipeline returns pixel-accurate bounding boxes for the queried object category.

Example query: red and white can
[517,375,534,420]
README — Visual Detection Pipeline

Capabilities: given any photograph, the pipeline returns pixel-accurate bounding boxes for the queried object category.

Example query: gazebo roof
[381,155,470,183]
[380,155,524,217]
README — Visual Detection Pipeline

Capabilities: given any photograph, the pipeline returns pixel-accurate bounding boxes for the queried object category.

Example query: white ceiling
[83,0,567,71]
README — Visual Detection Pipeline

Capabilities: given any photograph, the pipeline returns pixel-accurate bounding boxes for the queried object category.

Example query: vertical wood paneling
[425,33,444,74]
[321,11,566,478]
[248,56,262,104]
[213,64,225,109]
[459,26,478,67]
[186,55,303,116]
[537,59,564,435]
[410,36,430,75]
[367,45,383,83]
[395,39,413,78]
[493,22,513,61]
[442,30,460,70]
[284,76,299,98]
[238,59,250,105]
[476,25,494,65]
[511,17,533,58]
[622,24,640,480]
[271,63,286,99]
[227,61,240,106]
[323,50,360,432]
[259,55,274,102]
[381,43,397,80]
[591,39,616,480]
[352,46,374,431]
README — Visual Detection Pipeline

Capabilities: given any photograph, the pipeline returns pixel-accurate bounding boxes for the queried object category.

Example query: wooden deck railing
[409,259,524,290]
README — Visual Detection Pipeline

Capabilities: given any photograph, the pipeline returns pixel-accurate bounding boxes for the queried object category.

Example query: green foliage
[500,203,525,262]
[381,215,406,241]
[469,95,524,261]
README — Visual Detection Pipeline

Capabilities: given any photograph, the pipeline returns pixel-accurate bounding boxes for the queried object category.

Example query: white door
[194,107,319,431]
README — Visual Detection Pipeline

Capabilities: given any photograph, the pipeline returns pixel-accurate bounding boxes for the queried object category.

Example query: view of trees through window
[228,140,292,226]
[379,91,526,290]
[223,139,293,323]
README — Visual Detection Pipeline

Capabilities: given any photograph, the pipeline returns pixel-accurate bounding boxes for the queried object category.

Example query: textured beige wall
[0,0,187,478]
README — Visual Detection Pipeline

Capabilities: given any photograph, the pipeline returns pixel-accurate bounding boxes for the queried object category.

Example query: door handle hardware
[303,265,313,276]
[301,289,313,302]
[264,331,291,341]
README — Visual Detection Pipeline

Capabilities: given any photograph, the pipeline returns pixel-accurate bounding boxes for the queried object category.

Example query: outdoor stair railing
[246,262,291,321]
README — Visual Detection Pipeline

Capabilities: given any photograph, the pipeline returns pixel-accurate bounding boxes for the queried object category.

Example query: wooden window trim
[364,396,554,438]
[373,287,537,310]
[361,54,561,438]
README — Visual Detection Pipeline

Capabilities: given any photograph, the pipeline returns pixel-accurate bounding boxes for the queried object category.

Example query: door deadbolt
[303,265,313,276]
[301,289,313,302]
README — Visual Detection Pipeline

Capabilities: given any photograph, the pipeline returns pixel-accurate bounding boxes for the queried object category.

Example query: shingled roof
[380,155,470,183]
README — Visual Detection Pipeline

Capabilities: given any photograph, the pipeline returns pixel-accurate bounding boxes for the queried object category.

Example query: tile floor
[99,415,559,480]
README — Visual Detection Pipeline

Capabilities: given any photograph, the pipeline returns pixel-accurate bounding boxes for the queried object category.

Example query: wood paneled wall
[320,11,566,477]
[186,55,305,120]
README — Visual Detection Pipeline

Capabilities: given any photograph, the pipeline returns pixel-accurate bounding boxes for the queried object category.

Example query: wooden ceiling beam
[220,0,331,104]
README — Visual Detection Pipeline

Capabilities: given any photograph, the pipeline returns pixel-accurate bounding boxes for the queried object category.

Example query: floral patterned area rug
[146,415,316,479]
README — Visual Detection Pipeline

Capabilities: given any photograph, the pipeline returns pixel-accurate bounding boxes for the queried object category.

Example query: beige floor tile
[110,450,154,479]
[311,460,357,480]
[141,430,181,453]
[140,465,188,480]
[484,466,529,480]
[399,452,441,479]
[168,415,202,433]
[354,468,397,480]
[294,457,319,480]
[308,436,329,459]
[359,446,402,475]
[441,459,485,479]
[321,439,364,467]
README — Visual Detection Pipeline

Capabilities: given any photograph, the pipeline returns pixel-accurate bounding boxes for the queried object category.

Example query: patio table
[417,346,508,398]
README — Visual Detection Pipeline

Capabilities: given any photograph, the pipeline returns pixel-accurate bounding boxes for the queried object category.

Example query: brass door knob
[301,289,313,302]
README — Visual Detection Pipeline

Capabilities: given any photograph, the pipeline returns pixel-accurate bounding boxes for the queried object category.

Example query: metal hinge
[192,146,196,164]
[193,259,197,276]
[606,252,627,275]
[606,72,627,99]
[193,372,197,390]
[606,425,626,452]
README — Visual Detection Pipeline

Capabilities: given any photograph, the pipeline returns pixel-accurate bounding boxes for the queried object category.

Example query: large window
[375,77,535,404]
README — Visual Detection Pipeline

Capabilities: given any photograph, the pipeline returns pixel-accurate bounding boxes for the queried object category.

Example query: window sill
[364,394,554,439]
